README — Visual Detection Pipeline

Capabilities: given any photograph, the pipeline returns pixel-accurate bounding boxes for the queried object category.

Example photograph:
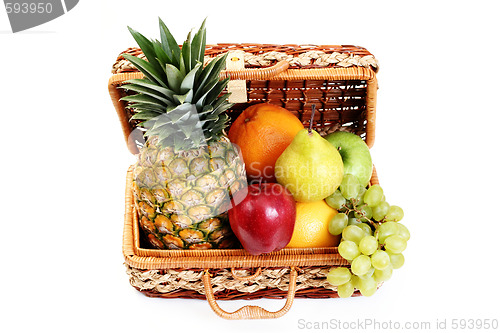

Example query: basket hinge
[225,50,247,103]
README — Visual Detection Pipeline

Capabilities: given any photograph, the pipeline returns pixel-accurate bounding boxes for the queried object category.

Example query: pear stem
[308,104,316,135]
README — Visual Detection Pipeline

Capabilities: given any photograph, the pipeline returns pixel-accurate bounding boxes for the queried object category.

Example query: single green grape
[359,235,378,255]
[371,250,390,270]
[397,223,411,241]
[357,266,375,280]
[358,223,373,236]
[337,280,355,298]
[376,221,399,244]
[364,185,384,207]
[374,265,393,283]
[388,252,405,269]
[325,190,346,210]
[351,255,372,276]
[342,225,365,244]
[329,213,348,235]
[354,205,372,222]
[357,276,378,297]
[372,201,390,221]
[356,185,367,205]
[338,240,360,261]
[386,205,404,222]
[327,267,352,286]
[350,275,360,289]
[384,235,407,253]
[340,174,360,199]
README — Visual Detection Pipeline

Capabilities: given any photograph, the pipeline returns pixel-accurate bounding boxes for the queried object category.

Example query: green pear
[275,129,344,202]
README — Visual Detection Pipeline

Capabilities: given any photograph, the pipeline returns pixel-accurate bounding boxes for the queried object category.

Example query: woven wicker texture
[127,265,335,295]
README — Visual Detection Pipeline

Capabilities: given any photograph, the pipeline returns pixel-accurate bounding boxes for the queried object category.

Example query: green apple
[324,131,373,187]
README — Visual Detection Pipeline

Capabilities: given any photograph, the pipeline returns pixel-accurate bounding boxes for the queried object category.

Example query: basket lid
[108,44,378,155]
[112,43,379,74]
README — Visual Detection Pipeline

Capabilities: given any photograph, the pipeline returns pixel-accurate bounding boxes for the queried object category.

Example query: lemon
[286,200,341,248]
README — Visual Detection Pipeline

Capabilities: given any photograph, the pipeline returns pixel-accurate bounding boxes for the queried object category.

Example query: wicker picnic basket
[108,44,379,319]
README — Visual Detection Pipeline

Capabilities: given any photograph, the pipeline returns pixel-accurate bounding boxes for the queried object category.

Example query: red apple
[228,183,296,255]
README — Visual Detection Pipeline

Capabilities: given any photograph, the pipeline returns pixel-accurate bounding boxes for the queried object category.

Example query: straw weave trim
[112,51,378,74]
[231,51,378,69]
[125,264,336,295]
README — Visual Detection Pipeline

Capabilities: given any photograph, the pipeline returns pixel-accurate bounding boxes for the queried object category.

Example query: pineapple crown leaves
[119,18,233,151]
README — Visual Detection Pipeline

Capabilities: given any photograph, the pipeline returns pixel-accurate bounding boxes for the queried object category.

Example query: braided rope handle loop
[203,267,298,320]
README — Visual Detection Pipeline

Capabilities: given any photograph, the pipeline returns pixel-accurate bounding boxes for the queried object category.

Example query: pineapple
[121,19,247,249]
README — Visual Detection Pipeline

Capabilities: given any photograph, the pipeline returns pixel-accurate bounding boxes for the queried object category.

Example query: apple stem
[308,104,316,135]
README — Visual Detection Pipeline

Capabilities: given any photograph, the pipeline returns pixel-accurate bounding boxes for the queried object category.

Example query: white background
[1,1,499,332]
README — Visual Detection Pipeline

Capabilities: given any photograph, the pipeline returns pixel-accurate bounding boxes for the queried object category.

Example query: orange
[286,200,341,248]
[228,103,304,182]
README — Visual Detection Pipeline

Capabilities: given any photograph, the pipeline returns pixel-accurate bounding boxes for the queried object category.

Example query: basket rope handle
[220,60,290,80]
[203,266,298,320]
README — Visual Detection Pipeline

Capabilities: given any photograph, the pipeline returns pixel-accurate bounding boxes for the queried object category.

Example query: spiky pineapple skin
[133,136,247,249]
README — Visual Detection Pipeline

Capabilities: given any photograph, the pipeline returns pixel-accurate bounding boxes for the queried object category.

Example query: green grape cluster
[325,174,410,297]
